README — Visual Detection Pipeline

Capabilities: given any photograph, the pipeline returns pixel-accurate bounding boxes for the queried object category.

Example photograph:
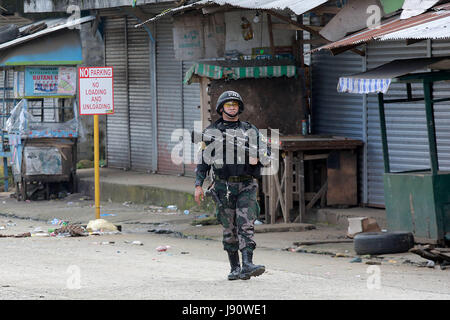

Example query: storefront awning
[184,62,297,84]
[337,57,450,94]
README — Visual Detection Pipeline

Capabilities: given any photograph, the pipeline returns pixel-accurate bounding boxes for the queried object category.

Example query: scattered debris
[191,215,219,226]
[167,205,178,211]
[122,201,133,207]
[350,257,362,263]
[426,260,435,268]
[124,240,143,246]
[91,241,115,245]
[49,218,68,226]
[0,232,31,238]
[181,252,189,254]
[409,245,450,266]
[334,252,349,258]
[148,228,174,234]
[365,261,381,265]
[156,245,170,252]
[86,219,118,232]
[347,217,381,238]
[53,224,87,237]
[31,231,49,237]
[293,239,354,246]
[388,259,397,264]
[100,213,117,217]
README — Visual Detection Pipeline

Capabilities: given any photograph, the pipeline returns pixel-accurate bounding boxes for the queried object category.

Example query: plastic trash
[86,219,118,232]
[100,213,117,217]
[184,210,190,215]
[31,231,50,237]
[426,260,435,268]
[156,245,170,252]
[254,220,263,225]
[49,218,68,226]
[167,205,177,211]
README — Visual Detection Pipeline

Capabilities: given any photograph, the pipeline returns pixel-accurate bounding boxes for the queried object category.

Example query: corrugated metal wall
[104,16,130,169]
[103,10,201,175]
[311,50,365,203]
[312,39,450,207]
[365,40,428,206]
[155,17,184,175]
[127,17,153,171]
[182,61,201,177]
[430,40,450,172]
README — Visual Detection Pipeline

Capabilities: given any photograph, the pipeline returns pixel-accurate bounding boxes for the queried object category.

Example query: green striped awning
[183,63,297,84]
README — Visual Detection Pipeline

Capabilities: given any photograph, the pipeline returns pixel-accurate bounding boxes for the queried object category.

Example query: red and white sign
[78,67,114,115]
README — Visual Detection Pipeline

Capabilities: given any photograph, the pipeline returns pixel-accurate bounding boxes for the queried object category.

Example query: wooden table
[262,135,363,224]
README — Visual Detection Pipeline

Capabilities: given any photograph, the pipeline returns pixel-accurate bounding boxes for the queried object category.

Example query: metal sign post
[78,67,114,219]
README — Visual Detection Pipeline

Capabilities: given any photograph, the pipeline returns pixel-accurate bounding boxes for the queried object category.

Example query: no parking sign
[78,67,114,115]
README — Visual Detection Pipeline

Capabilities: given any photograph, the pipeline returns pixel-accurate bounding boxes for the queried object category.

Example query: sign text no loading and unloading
[78,67,114,115]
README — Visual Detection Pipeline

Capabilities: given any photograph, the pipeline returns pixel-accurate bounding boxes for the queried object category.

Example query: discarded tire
[354,231,414,255]
[0,24,19,44]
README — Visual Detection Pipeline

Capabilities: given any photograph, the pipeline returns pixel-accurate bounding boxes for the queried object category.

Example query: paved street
[0,193,449,300]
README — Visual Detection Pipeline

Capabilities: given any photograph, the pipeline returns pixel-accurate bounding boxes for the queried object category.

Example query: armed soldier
[194,90,270,281]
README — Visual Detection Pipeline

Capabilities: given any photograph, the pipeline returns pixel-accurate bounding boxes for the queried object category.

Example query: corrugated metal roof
[136,0,328,27]
[0,14,33,27]
[400,0,440,19]
[0,16,95,51]
[380,13,450,39]
[310,8,450,53]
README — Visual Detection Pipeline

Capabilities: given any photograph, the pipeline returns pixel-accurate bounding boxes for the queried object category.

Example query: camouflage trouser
[213,179,259,252]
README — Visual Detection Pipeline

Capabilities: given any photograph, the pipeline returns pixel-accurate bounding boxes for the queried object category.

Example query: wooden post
[267,13,275,56]
[284,152,293,223]
[297,152,305,223]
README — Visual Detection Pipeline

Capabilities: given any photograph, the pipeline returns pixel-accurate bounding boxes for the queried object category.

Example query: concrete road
[0,218,449,300]
[0,193,449,300]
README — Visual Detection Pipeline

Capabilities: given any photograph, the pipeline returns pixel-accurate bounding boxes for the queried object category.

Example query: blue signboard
[24,67,76,98]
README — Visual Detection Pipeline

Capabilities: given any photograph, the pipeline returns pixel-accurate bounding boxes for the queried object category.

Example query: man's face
[222,100,239,117]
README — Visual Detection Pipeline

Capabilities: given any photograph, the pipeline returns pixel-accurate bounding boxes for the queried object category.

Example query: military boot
[227,250,241,281]
[239,248,265,280]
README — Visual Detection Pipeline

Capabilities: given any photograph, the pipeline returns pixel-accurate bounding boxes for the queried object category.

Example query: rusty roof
[310,7,450,54]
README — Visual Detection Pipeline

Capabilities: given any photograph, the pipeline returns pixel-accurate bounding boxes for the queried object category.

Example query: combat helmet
[216,91,244,115]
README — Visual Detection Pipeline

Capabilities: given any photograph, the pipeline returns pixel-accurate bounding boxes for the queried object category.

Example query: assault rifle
[191,129,278,164]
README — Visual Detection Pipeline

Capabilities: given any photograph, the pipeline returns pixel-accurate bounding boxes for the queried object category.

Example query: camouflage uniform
[194,90,268,280]
[213,179,259,251]
[194,118,265,252]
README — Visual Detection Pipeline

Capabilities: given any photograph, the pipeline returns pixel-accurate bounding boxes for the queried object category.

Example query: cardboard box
[347,217,381,238]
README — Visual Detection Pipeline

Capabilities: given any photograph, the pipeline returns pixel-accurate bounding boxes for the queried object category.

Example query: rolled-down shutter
[311,50,365,202]
[156,17,183,175]
[182,61,201,177]
[127,17,153,171]
[366,40,428,206]
[105,16,130,169]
